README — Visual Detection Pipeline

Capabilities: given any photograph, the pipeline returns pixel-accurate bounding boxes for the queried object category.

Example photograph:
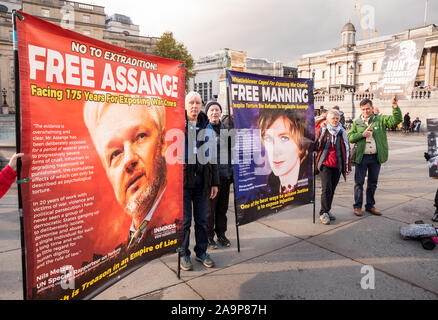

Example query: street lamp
[349,65,354,86]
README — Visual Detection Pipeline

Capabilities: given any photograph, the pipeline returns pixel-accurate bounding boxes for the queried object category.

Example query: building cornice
[28,15,106,28]
[22,0,106,16]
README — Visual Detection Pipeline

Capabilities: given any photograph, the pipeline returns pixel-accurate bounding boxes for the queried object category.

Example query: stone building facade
[0,0,161,164]
[0,0,159,114]
[298,22,438,122]
[298,22,438,92]
[190,49,297,112]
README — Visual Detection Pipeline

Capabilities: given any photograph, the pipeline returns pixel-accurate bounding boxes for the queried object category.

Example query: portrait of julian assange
[83,96,180,250]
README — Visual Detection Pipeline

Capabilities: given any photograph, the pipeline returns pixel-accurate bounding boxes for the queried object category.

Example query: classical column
[344,63,348,85]
[333,63,336,87]
[326,64,331,90]
[425,48,431,86]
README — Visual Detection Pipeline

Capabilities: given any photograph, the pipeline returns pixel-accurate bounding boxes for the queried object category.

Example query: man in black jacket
[181,91,219,271]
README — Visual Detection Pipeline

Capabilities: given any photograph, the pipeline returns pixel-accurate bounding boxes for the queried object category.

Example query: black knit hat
[204,100,222,114]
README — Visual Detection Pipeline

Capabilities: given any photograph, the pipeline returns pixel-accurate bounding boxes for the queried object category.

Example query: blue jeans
[181,187,208,258]
[354,154,381,210]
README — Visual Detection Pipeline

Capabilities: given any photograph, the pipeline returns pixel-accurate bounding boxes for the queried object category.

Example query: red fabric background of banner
[16,12,184,300]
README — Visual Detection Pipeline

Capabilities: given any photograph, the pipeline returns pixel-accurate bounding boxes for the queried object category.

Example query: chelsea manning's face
[262,117,300,178]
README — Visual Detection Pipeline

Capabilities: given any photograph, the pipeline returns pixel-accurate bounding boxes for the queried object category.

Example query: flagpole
[12,9,27,301]
[226,70,241,253]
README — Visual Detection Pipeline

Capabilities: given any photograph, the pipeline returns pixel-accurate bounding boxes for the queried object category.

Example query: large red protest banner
[16,11,184,300]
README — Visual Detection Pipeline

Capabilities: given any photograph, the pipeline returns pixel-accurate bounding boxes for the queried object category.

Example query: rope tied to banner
[16,177,30,184]
[12,10,24,21]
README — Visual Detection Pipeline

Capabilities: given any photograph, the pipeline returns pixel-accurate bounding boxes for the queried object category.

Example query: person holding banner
[258,108,311,195]
[205,100,233,249]
[181,92,219,271]
[348,97,402,217]
[0,153,24,198]
[83,99,170,249]
[315,110,351,225]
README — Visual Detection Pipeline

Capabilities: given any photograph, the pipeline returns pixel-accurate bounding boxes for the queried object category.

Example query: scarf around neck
[322,123,349,172]
[326,123,342,144]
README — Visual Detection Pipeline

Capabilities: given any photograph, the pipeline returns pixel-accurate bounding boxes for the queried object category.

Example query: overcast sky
[85,0,438,65]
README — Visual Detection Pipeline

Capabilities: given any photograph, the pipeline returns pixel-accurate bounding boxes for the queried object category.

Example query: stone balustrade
[411,89,432,100]
[354,93,375,101]
[313,89,438,120]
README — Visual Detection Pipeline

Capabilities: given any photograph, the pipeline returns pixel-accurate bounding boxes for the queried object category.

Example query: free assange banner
[427,119,438,178]
[227,70,314,225]
[16,12,184,300]
[375,39,425,100]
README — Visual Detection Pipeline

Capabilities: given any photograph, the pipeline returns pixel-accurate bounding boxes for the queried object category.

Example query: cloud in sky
[88,0,438,65]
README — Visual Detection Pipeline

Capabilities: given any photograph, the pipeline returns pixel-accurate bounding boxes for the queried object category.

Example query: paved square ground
[1,133,437,300]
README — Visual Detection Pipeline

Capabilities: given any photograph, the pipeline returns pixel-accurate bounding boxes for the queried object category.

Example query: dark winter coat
[184,111,220,191]
[210,121,233,180]
[315,126,351,181]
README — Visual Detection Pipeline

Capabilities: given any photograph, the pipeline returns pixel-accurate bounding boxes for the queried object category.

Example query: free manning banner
[375,39,425,100]
[427,119,438,178]
[227,70,314,225]
[16,12,184,300]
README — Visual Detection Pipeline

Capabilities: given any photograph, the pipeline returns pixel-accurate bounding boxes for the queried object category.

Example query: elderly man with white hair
[181,91,219,271]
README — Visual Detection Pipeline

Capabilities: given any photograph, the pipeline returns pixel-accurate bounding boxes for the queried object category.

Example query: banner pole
[226,70,241,253]
[312,150,316,224]
[177,248,181,279]
[12,10,27,300]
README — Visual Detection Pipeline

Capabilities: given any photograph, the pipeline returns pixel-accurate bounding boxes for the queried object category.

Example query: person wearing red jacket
[314,108,328,140]
[0,153,24,198]
[315,110,351,225]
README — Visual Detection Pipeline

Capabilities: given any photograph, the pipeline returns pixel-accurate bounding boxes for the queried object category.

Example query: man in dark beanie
[205,100,233,249]
[205,100,222,115]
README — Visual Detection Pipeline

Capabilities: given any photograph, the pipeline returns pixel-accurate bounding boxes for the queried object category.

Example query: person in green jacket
[348,97,402,217]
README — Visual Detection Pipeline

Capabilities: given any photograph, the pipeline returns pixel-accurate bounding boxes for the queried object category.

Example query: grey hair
[327,109,340,118]
[185,91,202,105]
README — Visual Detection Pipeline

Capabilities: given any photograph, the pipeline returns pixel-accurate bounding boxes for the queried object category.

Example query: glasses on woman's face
[327,116,340,126]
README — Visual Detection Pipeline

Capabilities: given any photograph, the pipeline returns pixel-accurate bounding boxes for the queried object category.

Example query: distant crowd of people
[402,112,422,133]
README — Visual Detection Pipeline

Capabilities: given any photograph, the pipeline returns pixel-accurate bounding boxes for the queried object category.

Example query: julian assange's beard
[125,148,167,222]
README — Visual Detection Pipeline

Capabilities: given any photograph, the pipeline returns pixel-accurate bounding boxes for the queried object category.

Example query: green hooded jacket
[348,106,402,164]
